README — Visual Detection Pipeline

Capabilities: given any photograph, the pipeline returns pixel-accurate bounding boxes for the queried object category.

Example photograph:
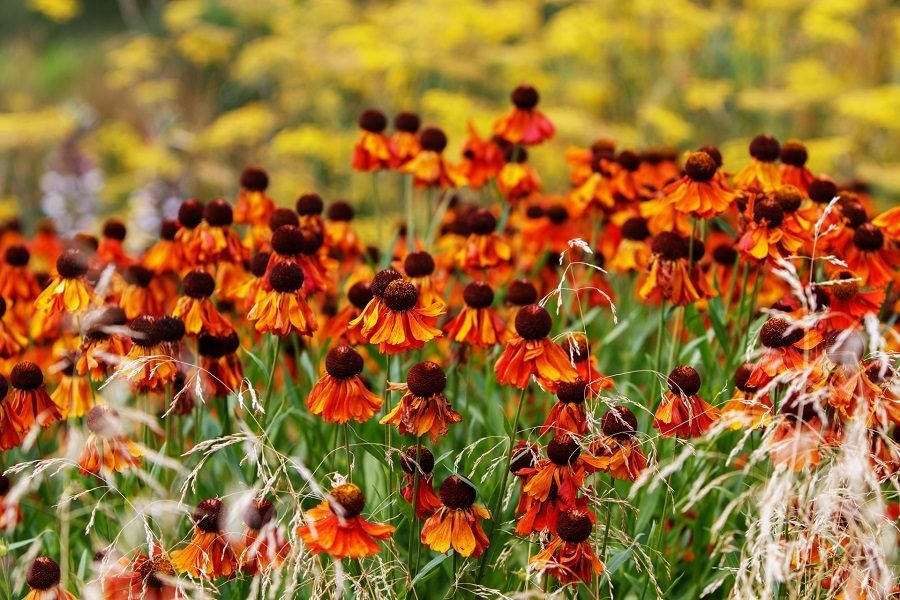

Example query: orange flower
[297,483,394,559]
[197,332,244,399]
[497,146,541,202]
[266,225,334,298]
[639,191,692,236]
[141,219,183,275]
[521,434,603,504]
[653,366,720,438]
[770,397,837,471]
[0,244,42,308]
[458,122,506,188]
[663,151,735,219]
[348,275,444,354]
[455,209,512,271]
[34,249,93,315]
[77,405,142,476]
[381,361,462,442]
[398,446,443,520]
[420,475,491,558]
[0,298,27,359]
[173,200,207,271]
[352,109,392,171]
[100,547,181,600]
[872,206,900,240]
[555,334,612,394]
[23,557,76,600]
[234,166,275,226]
[590,406,647,481]
[306,345,382,424]
[119,265,167,319]
[0,474,23,530]
[240,498,289,574]
[820,270,885,330]
[842,222,898,288]
[442,281,507,347]
[737,196,806,263]
[568,168,616,217]
[541,379,589,436]
[172,270,233,337]
[247,262,317,337]
[50,352,97,418]
[779,140,816,194]
[321,281,373,346]
[123,316,179,393]
[495,305,578,389]
[608,216,652,273]
[402,251,445,310]
[97,219,134,269]
[721,363,773,430]
[529,510,604,585]
[389,111,421,168]
[0,374,23,451]
[3,362,63,449]
[401,127,467,188]
[323,201,365,264]
[747,318,823,388]
[171,499,242,578]
[732,134,782,193]
[77,308,129,382]
[638,233,709,307]
[492,84,555,145]
[192,200,248,267]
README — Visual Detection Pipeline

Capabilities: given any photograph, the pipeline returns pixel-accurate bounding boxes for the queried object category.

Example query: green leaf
[411,552,451,586]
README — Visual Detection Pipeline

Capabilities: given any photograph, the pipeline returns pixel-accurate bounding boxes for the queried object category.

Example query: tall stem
[477,385,527,581]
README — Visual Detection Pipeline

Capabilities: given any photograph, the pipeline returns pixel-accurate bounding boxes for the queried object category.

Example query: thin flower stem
[404,173,414,253]
[407,455,421,583]
[344,423,352,479]
[261,335,282,433]
[476,384,527,581]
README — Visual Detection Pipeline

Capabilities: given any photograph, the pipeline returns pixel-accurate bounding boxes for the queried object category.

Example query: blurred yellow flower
[200,104,277,150]
[27,0,81,22]
[0,108,76,151]
[176,24,237,66]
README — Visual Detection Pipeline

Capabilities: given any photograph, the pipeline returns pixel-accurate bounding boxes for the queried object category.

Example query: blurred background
[0,0,897,246]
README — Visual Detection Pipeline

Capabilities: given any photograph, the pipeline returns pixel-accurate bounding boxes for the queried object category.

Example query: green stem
[476,385,527,581]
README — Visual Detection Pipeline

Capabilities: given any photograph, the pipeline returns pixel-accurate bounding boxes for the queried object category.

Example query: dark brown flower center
[249,252,271,277]
[547,434,581,466]
[400,445,435,475]
[295,193,324,216]
[404,251,436,278]
[754,198,784,228]
[86,405,118,436]
[831,271,860,300]
[138,554,174,589]
[621,217,650,241]
[509,442,538,473]
[327,201,354,222]
[130,315,161,347]
[193,498,225,533]
[271,225,305,256]
[394,111,421,133]
[515,304,552,340]
[203,199,233,227]
[155,316,185,343]
[438,475,477,509]
[759,317,804,348]
[347,281,374,309]
[601,405,638,439]
[775,185,803,213]
[240,166,269,191]
[243,497,275,530]
[780,140,808,166]
[102,219,127,241]
[556,379,588,404]
[853,222,883,251]
[749,134,780,162]
[178,199,205,229]
[419,127,447,153]
[371,269,403,297]
[10,361,43,390]
[733,363,757,393]
[684,152,718,182]
[557,509,593,543]
[808,179,837,204]
[383,279,419,311]
[651,232,687,261]
[407,361,447,397]
[182,270,215,299]
[841,200,867,228]
[511,84,539,109]
[4,244,30,266]
[506,279,538,306]
[123,265,154,287]
[27,556,61,590]
[269,208,299,231]
[268,262,304,293]
[330,483,365,518]
[668,365,701,396]
[463,281,494,308]
[467,209,497,235]
[325,345,363,379]
[56,249,88,279]
[712,243,738,266]
[358,109,387,133]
